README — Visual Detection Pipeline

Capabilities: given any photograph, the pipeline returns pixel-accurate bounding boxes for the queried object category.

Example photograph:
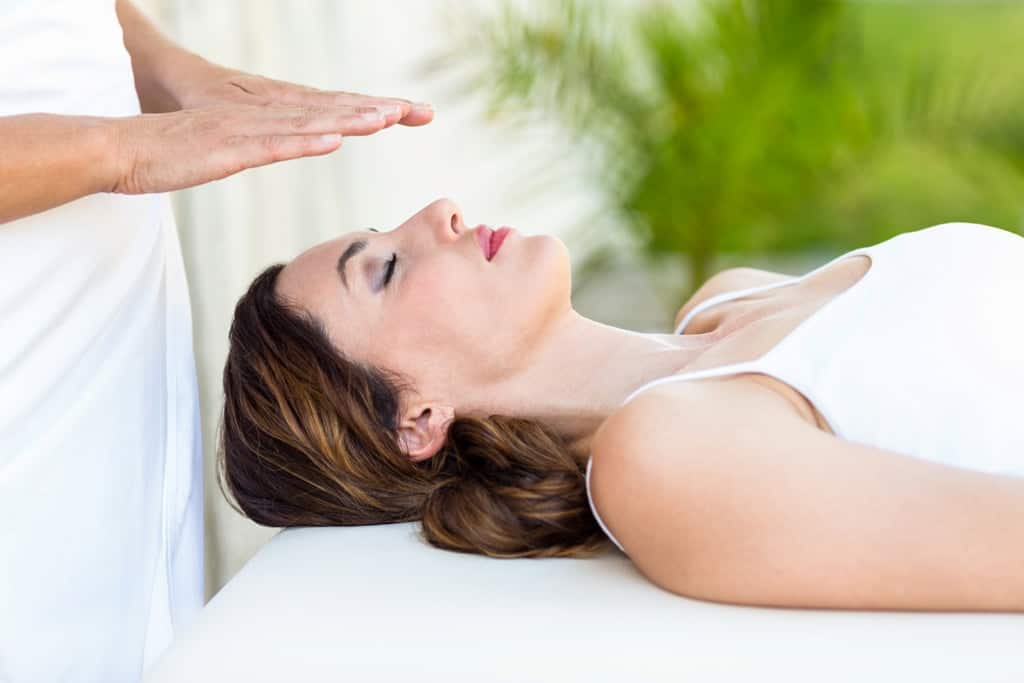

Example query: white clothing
[0,1,203,681]
[586,222,1024,553]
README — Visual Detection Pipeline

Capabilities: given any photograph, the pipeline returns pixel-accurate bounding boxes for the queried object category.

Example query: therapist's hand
[107,102,391,195]
[176,64,435,128]
[116,0,435,125]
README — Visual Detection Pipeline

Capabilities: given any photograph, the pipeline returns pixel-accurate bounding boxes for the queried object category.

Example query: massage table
[146,522,1024,682]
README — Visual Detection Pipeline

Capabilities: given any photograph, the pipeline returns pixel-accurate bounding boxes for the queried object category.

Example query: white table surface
[146,522,1024,682]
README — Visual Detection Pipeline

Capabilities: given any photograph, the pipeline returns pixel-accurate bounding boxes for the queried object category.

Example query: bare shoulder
[674,267,795,330]
[588,379,768,585]
[589,379,1024,610]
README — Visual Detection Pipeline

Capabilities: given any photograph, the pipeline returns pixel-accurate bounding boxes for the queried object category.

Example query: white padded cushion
[146,523,1024,682]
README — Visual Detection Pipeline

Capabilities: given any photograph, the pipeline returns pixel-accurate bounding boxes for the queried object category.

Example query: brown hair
[218,263,610,558]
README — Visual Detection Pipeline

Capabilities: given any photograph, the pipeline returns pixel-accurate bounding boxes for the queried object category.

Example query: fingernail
[412,101,433,111]
[317,134,342,145]
[361,110,386,121]
[379,104,402,116]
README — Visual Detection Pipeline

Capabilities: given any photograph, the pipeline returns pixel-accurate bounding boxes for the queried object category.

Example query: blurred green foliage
[424,0,1024,305]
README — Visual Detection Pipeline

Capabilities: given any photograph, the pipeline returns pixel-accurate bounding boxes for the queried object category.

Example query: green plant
[424,0,1024,312]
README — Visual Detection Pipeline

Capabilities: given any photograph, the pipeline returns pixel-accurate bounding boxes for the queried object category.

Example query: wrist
[133,44,216,112]
[89,116,129,194]
[117,0,214,113]
[154,48,222,111]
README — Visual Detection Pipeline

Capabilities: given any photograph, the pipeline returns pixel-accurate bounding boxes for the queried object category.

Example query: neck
[466,309,719,465]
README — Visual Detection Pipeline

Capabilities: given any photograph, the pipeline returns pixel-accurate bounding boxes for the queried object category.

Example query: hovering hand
[176,63,434,128]
[107,61,435,195]
[108,101,411,194]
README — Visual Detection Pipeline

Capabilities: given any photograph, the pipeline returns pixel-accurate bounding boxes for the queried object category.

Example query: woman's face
[275,198,571,411]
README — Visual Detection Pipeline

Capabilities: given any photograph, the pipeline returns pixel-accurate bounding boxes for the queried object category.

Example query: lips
[474,225,493,259]
[474,225,513,261]
[489,227,511,259]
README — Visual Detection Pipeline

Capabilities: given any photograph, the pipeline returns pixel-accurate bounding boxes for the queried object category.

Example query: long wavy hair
[218,263,611,558]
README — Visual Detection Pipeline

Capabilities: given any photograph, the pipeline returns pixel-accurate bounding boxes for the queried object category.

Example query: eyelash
[383,253,397,287]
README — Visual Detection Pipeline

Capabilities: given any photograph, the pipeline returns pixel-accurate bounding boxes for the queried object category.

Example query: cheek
[394,262,491,349]
[378,241,569,376]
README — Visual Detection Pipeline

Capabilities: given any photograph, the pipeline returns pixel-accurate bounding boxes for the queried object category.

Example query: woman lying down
[219,198,1024,612]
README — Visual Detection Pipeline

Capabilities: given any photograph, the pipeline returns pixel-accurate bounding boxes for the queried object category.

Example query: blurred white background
[136,0,705,600]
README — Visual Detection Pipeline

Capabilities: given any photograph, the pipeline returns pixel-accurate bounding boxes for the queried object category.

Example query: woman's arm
[0,3,176,220]
[114,0,435,126]
[115,0,212,113]
[0,106,389,224]
[590,381,1024,612]
[1,2,433,223]
[0,115,118,223]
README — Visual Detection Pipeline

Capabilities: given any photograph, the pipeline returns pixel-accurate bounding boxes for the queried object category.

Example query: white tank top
[0,2,203,680]
[586,222,1024,554]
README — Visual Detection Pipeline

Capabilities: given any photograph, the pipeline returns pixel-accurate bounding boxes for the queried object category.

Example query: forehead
[276,236,349,315]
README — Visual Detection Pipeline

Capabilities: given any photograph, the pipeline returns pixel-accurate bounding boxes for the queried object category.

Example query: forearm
[0,114,117,224]
[115,0,211,113]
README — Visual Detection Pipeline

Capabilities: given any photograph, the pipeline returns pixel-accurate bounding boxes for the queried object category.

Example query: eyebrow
[336,240,367,291]
[336,228,379,290]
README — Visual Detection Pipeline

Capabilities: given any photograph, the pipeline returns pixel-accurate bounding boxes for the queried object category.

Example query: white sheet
[146,522,1024,682]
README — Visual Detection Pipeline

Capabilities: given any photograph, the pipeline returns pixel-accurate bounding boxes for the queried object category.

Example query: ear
[397,401,455,463]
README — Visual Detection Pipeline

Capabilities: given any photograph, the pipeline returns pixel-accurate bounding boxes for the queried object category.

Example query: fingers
[141,96,429,191]
[264,102,434,134]
[210,73,436,129]
[397,105,434,127]
[292,88,435,127]
[228,133,345,173]
[255,103,394,136]
[369,100,435,127]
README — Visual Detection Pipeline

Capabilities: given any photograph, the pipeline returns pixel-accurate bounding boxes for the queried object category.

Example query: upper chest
[668,254,875,435]
[681,254,873,360]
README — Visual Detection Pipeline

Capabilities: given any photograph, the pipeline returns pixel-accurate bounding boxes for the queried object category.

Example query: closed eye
[383,253,397,287]
[365,227,396,290]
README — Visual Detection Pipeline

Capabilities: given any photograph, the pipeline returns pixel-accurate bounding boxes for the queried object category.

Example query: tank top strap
[620,361,762,407]
[674,278,800,334]
[674,244,875,335]
[650,243,878,406]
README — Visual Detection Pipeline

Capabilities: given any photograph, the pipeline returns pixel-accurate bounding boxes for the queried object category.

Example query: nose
[424,198,464,241]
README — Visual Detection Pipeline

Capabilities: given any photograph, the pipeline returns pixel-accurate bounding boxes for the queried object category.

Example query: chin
[528,234,573,319]
[487,234,571,351]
